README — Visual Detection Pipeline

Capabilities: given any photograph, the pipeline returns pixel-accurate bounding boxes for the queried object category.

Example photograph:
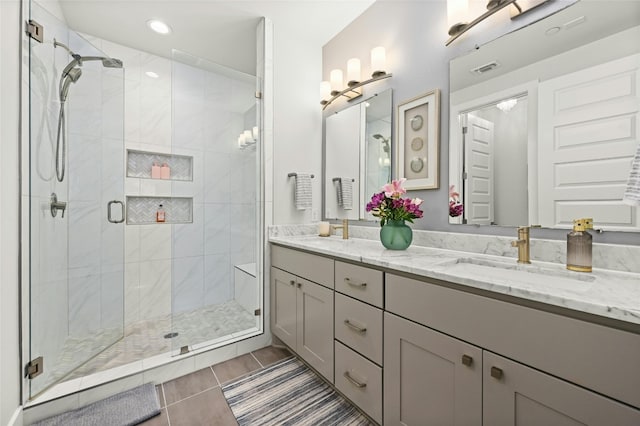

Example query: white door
[464,114,495,225]
[538,54,640,230]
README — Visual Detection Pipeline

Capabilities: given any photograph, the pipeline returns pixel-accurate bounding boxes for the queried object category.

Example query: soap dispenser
[566,218,593,272]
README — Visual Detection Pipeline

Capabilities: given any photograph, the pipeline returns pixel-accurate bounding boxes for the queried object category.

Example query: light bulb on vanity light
[371,46,387,78]
[447,0,469,36]
[330,69,344,95]
[252,126,259,140]
[347,58,361,87]
[320,81,331,104]
[237,134,246,149]
[243,130,254,143]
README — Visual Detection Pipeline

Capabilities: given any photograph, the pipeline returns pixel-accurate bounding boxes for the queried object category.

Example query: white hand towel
[623,143,640,206]
[335,179,343,206]
[294,173,312,210]
[340,178,353,210]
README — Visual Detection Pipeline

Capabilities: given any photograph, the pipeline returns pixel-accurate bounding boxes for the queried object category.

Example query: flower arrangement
[366,178,424,226]
[449,184,464,218]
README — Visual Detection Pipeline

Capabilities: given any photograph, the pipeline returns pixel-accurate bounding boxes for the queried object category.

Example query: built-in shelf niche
[126,196,193,225]
[126,149,193,181]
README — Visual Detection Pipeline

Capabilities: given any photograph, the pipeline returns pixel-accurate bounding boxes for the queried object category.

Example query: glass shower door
[28,2,125,398]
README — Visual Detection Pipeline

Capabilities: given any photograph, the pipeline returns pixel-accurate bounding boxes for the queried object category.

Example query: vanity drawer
[271,245,334,289]
[335,261,383,307]
[335,341,382,424]
[335,293,383,365]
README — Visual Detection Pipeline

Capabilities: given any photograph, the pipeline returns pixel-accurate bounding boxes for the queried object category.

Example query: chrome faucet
[332,219,349,239]
[511,226,532,264]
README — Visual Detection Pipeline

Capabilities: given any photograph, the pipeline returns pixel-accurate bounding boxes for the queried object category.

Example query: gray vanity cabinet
[384,312,482,426]
[483,351,640,425]
[270,246,335,383]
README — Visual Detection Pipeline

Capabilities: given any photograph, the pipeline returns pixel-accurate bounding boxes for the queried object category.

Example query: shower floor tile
[55,300,256,382]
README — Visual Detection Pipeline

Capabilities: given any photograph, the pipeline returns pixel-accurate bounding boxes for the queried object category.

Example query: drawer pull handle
[289,280,295,286]
[344,319,367,333]
[343,371,367,388]
[344,277,367,288]
[297,282,302,288]
[461,354,473,367]
[491,366,503,380]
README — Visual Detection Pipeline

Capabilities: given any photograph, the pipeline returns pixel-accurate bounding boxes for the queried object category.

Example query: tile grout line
[164,384,221,408]
[250,351,265,369]
[160,383,171,426]
[210,365,222,387]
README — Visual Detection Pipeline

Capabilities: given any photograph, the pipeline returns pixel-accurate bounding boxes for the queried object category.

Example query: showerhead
[373,134,390,154]
[60,67,82,102]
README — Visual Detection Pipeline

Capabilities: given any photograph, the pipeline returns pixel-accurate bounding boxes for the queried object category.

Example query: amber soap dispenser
[566,218,593,272]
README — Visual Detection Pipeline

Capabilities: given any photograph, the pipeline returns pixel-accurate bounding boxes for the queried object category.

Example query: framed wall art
[396,89,440,190]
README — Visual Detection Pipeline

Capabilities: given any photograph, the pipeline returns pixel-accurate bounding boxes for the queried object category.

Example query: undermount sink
[445,257,596,284]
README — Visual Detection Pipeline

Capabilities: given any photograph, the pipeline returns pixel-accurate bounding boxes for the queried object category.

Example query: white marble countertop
[269,234,640,328]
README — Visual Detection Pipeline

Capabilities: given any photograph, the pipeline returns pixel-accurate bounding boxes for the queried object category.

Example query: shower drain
[164,332,179,339]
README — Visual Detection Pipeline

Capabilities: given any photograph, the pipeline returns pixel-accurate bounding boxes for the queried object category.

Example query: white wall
[271,25,323,224]
[1,0,23,424]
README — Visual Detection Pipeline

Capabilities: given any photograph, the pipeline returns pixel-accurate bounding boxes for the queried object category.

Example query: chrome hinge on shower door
[26,356,44,379]
[26,20,44,43]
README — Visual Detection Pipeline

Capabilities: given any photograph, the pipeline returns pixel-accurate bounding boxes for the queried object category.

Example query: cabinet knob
[297,282,302,288]
[461,354,473,366]
[491,366,504,380]
[343,371,367,388]
[344,277,367,288]
[289,280,295,286]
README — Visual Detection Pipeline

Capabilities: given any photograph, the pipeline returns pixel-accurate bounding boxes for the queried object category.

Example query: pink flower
[449,184,460,201]
[383,178,407,198]
[411,197,423,206]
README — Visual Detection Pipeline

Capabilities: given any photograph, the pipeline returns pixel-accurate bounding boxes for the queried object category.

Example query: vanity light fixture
[446,0,552,46]
[320,47,392,110]
[147,19,172,35]
[237,127,259,150]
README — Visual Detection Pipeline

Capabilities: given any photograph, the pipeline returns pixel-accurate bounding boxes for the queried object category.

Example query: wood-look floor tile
[138,408,169,426]
[162,367,217,405]
[166,387,238,426]
[212,353,261,384]
[251,345,292,367]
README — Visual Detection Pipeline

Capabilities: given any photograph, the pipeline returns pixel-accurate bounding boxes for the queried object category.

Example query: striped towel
[622,143,640,206]
[294,173,312,210]
[340,177,353,210]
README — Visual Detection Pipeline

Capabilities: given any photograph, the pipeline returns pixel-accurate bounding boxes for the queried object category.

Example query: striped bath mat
[222,357,373,425]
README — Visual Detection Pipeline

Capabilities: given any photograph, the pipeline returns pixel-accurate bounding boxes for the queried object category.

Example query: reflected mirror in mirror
[324,89,392,221]
[449,1,640,231]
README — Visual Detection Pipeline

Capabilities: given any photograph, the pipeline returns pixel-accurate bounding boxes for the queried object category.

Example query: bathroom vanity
[269,233,640,425]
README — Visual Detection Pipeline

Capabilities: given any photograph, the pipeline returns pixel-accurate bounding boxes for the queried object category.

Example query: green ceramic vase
[380,219,413,250]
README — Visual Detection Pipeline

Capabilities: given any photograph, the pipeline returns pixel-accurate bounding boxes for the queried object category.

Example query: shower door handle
[107,200,125,224]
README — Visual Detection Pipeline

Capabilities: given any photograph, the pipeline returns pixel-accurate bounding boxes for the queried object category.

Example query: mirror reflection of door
[459,94,528,226]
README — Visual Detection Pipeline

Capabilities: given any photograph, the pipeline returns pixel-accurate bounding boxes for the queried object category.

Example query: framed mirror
[324,89,392,220]
[449,1,640,231]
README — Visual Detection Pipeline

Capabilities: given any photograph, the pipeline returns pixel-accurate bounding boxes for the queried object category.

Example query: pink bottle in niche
[151,162,161,179]
[156,204,166,223]
[160,163,171,179]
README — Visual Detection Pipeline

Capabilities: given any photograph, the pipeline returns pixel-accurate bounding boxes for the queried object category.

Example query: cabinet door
[483,351,640,426]
[384,313,482,426]
[270,267,297,350]
[297,277,334,383]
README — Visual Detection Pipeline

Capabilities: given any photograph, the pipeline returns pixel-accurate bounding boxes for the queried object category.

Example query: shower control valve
[50,193,67,218]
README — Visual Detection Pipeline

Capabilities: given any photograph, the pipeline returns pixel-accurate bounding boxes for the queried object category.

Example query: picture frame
[396,89,440,190]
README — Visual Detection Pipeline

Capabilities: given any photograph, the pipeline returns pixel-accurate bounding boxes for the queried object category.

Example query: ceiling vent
[470,61,500,75]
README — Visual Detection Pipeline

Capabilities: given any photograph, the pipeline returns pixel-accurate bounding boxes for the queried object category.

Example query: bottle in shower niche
[566,218,593,272]
[156,204,166,223]
[160,162,171,179]
[151,162,161,179]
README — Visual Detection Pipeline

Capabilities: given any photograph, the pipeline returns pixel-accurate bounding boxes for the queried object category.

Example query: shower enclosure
[27,1,263,400]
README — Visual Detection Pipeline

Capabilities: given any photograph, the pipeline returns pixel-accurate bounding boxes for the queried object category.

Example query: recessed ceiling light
[145,71,159,79]
[147,19,171,35]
